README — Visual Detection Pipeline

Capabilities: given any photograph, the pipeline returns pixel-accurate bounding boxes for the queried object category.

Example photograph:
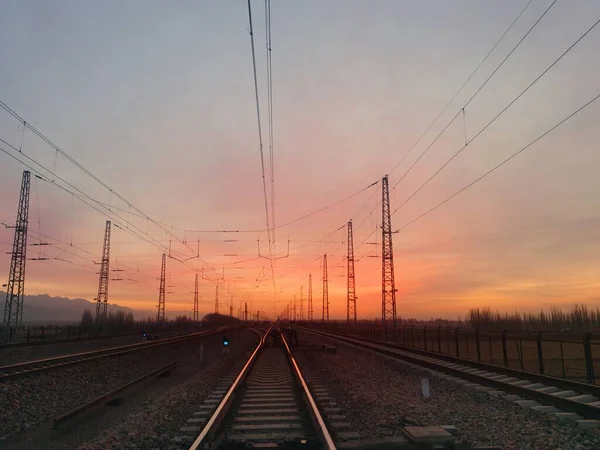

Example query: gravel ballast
[296,330,600,450]
[76,329,259,450]
[0,328,193,366]
[0,331,235,439]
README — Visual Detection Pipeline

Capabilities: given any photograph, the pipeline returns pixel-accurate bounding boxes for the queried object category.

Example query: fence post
[455,327,460,357]
[502,330,508,367]
[437,326,442,353]
[475,328,481,361]
[584,332,595,384]
[536,331,545,375]
[423,326,428,350]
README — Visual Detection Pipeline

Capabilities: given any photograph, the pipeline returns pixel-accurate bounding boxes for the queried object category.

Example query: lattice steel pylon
[193,273,199,321]
[293,294,296,321]
[308,274,313,322]
[347,220,357,325]
[3,171,31,339]
[215,285,219,314]
[322,254,329,322]
[300,286,304,321]
[95,221,111,324]
[157,253,166,322]
[230,294,233,317]
[381,175,397,340]
[244,302,248,322]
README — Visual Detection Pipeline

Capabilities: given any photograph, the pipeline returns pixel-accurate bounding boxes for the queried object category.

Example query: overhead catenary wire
[246,0,277,313]
[388,0,535,178]
[265,0,275,247]
[392,0,554,190]
[394,92,600,233]
[0,142,228,288]
[0,101,194,254]
[391,16,600,217]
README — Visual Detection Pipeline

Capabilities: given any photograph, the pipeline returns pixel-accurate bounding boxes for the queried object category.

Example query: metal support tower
[322,254,329,322]
[193,273,199,321]
[347,220,357,325]
[308,274,313,322]
[215,285,219,314]
[3,171,31,338]
[293,294,296,321]
[381,174,397,340]
[95,221,111,324]
[300,286,304,321]
[157,253,166,322]
[230,294,233,317]
[244,302,248,322]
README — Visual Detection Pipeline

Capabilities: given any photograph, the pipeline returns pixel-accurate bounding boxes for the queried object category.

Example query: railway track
[186,326,336,449]
[301,327,600,427]
[0,326,231,382]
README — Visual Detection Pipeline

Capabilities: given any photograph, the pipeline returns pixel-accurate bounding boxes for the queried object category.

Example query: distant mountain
[0,291,154,324]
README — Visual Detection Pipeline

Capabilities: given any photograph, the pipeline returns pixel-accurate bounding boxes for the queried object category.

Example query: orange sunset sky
[1,1,600,320]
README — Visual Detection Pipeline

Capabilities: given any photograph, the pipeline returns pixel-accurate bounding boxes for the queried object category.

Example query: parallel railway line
[302,327,600,425]
[186,326,336,449]
[0,326,231,382]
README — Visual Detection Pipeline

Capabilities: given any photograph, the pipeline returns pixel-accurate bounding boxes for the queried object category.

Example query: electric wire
[388,0,535,178]
[392,0,555,190]
[391,16,600,217]
[394,92,600,233]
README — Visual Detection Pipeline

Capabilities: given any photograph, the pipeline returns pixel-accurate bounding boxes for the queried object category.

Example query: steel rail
[302,327,600,420]
[305,327,600,396]
[53,360,178,427]
[0,326,233,381]
[281,328,337,450]
[188,325,271,450]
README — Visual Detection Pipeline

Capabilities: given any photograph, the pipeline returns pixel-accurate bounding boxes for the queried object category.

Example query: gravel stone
[76,329,259,450]
[295,330,600,450]
[0,328,193,365]
[0,332,233,438]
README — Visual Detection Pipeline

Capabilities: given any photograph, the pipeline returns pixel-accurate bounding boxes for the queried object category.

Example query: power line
[391,0,554,190]
[247,0,277,315]
[391,16,600,217]
[265,0,275,246]
[394,92,600,233]
[0,142,230,288]
[0,102,193,254]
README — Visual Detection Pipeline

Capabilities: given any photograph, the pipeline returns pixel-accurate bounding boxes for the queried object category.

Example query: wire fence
[304,321,600,384]
[0,322,194,347]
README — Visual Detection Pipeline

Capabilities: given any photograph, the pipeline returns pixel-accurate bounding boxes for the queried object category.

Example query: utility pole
[95,221,111,324]
[157,253,166,322]
[215,285,219,314]
[3,171,31,340]
[308,273,313,322]
[300,286,304,321]
[347,220,357,325]
[293,294,296,321]
[322,254,329,322]
[244,302,248,322]
[381,174,397,340]
[230,294,233,317]
[257,310,260,321]
[193,273,199,321]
